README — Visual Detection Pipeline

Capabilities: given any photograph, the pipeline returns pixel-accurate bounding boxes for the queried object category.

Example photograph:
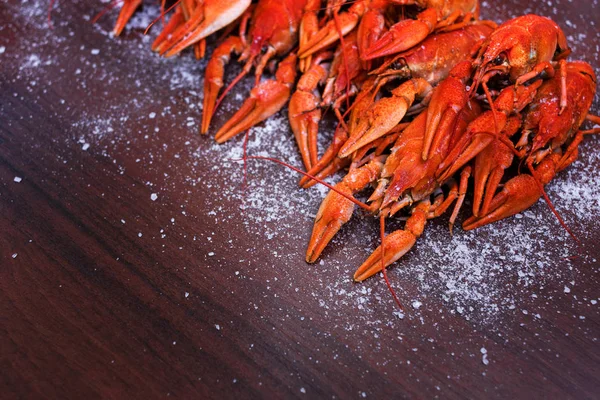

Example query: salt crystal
[564,286,571,293]
[13,176,22,183]
[300,388,306,394]
[215,324,220,330]
[208,252,215,256]
[481,348,489,365]
[0,46,5,54]
[150,193,158,201]
[185,292,189,298]
[82,143,90,151]
[138,232,142,237]
[149,112,156,119]
[12,253,17,259]
[91,49,100,55]
[412,301,422,309]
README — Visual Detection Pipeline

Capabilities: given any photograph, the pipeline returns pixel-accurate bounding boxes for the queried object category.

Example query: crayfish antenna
[213,52,257,114]
[243,155,404,311]
[378,215,405,311]
[526,161,581,246]
[91,0,122,26]
[481,81,499,138]
[242,156,369,211]
[47,0,57,29]
[145,0,182,36]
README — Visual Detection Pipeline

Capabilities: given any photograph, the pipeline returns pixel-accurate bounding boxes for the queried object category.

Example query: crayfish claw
[298,3,364,59]
[306,158,384,262]
[463,174,541,230]
[353,230,417,282]
[354,201,429,281]
[113,0,142,36]
[306,184,355,263]
[362,9,437,60]
[213,54,297,143]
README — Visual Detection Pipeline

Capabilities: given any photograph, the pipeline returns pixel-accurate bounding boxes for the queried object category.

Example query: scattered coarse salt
[184,292,189,298]
[13,176,22,183]
[0,46,5,54]
[300,388,306,394]
[564,286,571,293]
[149,112,156,119]
[12,253,18,259]
[208,252,215,256]
[215,324,220,330]
[138,232,143,237]
[150,193,158,201]
[90,48,99,55]
[412,301,422,310]
[82,143,90,151]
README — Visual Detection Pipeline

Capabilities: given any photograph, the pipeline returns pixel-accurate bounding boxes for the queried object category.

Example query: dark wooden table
[2,1,599,398]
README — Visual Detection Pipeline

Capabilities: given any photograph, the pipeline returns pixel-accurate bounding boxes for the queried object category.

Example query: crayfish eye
[492,56,504,66]
[391,60,403,70]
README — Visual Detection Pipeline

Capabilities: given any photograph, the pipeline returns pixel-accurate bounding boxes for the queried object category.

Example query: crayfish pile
[96,0,599,292]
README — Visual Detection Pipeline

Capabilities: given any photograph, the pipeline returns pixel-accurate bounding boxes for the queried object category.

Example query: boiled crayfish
[84,1,599,306]
[304,15,599,291]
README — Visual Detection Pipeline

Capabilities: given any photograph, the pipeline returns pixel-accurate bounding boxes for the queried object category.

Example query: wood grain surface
[1,0,599,398]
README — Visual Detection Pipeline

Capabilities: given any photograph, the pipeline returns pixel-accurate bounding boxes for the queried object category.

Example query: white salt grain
[564,286,571,293]
[481,348,489,365]
[150,193,158,201]
[13,176,22,183]
[149,112,156,119]
[82,143,90,151]
[215,324,220,330]
[12,253,17,259]
[0,46,5,54]
[91,49,99,55]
